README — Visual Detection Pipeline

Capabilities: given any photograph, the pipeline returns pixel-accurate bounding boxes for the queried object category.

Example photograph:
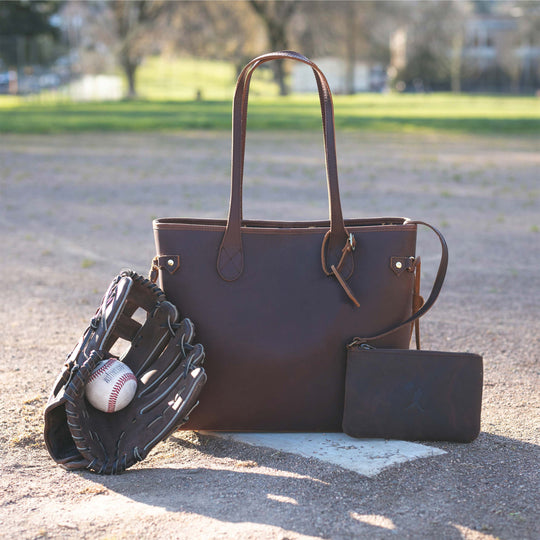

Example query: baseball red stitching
[88,359,116,384]
[107,372,137,413]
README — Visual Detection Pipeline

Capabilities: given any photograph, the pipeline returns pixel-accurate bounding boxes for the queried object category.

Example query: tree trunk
[450,32,463,93]
[273,59,288,96]
[249,0,299,96]
[122,56,138,99]
[266,20,289,95]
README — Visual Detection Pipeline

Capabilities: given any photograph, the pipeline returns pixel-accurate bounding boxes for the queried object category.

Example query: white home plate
[203,432,446,477]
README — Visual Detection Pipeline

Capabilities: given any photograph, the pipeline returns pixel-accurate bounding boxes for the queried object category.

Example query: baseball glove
[44,270,207,474]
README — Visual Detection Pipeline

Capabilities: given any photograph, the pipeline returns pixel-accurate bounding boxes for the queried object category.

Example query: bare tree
[168,1,264,76]
[62,0,176,98]
[394,1,468,91]
[109,0,175,98]
[248,0,300,95]
[291,1,398,93]
[495,2,540,93]
[450,30,464,92]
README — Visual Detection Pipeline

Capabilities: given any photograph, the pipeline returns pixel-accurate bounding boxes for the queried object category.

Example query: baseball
[85,358,138,413]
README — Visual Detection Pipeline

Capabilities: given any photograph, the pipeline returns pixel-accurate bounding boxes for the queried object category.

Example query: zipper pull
[347,338,375,349]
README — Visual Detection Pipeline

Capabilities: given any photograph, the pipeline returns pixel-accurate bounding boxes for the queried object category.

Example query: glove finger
[136,366,207,461]
[122,270,165,313]
[138,343,205,407]
[137,319,196,396]
[122,301,178,377]
[95,275,133,353]
[177,318,196,348]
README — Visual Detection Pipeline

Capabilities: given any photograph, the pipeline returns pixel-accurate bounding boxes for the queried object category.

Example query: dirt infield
[0,131,538,539]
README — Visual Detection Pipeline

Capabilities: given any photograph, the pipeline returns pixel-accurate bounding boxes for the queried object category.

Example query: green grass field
[0,56,538,135]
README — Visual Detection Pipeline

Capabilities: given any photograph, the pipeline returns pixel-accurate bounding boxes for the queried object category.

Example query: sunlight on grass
[132,56,278,100]
[0,95,20,108]
[0,55,539,135]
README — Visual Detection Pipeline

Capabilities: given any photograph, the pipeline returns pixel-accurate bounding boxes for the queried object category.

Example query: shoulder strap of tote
[217,51,352,282]
[349,220,449,347]
[233,51,337,225]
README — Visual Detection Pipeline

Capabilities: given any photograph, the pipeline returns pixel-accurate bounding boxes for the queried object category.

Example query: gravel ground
[0,130,538,539]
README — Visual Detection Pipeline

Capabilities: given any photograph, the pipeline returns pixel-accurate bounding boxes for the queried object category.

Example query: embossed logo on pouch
[404,385,426,414]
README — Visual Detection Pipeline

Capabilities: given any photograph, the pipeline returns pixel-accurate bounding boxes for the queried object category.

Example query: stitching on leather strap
[218,246,243,280]
[219,247,241,273]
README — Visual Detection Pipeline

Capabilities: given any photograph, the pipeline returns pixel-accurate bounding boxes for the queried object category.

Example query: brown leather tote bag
[152,51,448,431]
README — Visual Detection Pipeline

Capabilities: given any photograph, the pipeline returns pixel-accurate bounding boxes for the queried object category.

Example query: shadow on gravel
[85,431,539,538]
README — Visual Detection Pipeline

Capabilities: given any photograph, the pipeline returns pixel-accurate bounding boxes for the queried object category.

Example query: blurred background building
[0,0,538,100]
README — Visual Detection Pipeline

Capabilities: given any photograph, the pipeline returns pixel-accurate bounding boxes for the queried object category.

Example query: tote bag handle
[217,51,352,281]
